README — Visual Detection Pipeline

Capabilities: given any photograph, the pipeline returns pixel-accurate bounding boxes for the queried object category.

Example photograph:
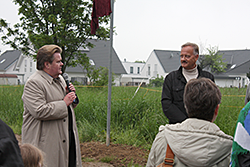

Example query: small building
[0,50,36,85]
[120,59,147,86]
[140,50,180,84]
[213,50,250,87]
[0,74,18,85]
[66,39,127,86]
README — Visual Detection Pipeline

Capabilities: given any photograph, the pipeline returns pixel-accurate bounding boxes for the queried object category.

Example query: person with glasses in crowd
[161,42,214,124]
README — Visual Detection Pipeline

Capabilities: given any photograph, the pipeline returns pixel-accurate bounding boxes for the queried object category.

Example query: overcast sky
[1,0,250,62]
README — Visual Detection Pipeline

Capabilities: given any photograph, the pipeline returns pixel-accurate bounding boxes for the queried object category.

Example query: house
[120,59,147,86]
[140,50,180,84]
[213,50,250,87]
[119,49,181,86]
[66,39,126,86]
[0,50,36,85]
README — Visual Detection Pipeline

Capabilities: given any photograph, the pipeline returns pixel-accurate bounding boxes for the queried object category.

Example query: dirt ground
[81,141,149,167]
[16,135,149,167]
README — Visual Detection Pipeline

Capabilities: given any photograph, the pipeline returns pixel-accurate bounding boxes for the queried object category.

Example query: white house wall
[122,61,144,74]
[215,76,249,88]
[0,77,17,85]
[215,79,234,87]
[67,72,87,79]
[120,75,132,83]
[120,61,147,85]
[141,51,166,81]
[241,76,249,87]
[10,55,37,84]
[67,72,121,86]
[21,57,36,84]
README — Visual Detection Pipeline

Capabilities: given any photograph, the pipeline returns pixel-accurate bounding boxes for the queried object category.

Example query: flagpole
[106,0,114,146]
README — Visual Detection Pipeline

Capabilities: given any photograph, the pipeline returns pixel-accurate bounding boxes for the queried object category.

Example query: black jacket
[0,119,24,167]
[238,153,250,167]
[161,66,214,124]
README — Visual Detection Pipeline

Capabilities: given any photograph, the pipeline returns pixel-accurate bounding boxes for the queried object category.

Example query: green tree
[0,0,111,73]
[134,60,145,63]
[199,46,227,74]
[148,75,164,87]
[87,66,114,86]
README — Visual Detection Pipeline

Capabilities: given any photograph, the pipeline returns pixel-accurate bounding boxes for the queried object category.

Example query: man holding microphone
[22,44,82,167]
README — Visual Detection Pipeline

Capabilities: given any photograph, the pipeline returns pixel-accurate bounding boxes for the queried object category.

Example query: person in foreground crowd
[0,119,24,166]
[230,99,250,166]
[161,42,214,124]
[22,44,82,167]
[20,143,44,167]
[147,78,233,167]
[244,83,250,105]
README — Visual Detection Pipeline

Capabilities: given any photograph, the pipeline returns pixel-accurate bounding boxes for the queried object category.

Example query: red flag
[91,0,112,35]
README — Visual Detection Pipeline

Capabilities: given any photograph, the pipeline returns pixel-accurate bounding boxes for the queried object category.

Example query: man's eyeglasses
[180,55,191,58]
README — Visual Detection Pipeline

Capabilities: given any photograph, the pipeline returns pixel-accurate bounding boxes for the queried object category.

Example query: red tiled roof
[0,74,18,78]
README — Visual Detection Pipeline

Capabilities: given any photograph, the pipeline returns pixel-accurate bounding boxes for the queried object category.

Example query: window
[89,59,95,65]
[0,59,6,64]
[30,61,32,72]
[148,64,150,76]
[24,60,27,72]
[130,67,133,74]
[137,67,140,74]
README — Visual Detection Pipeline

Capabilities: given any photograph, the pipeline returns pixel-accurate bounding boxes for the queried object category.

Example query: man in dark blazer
[161,42,214,124]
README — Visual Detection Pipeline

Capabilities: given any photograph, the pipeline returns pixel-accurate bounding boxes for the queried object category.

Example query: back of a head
[184,78,221,121]
[20,143,44,167]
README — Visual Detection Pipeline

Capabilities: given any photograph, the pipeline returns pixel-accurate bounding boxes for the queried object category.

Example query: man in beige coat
[22,45,82,167]
[147,78,233,167]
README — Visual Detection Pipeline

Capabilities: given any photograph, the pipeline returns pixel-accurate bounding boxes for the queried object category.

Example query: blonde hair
[36,44,62,70]
[20,143,44,167]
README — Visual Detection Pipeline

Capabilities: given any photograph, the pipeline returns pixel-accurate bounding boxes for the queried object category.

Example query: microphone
[62,73,72,92]
[62,73,79,104]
